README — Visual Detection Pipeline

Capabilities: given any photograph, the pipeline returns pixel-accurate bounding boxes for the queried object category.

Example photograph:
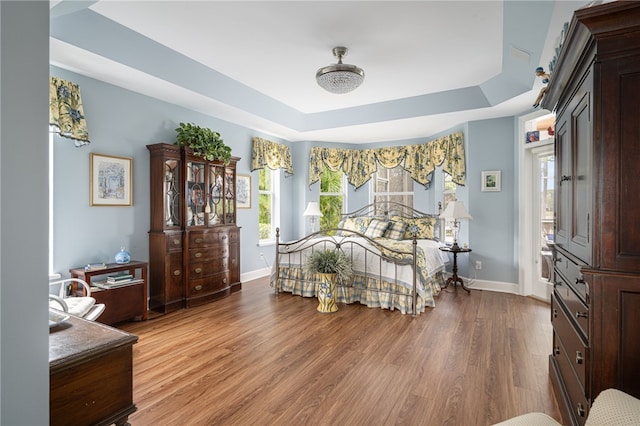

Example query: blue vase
[115,247,131,264]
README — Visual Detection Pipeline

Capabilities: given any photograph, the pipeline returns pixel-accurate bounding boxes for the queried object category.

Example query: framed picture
[525,130,540,143]
[481,170,501,192]
[236,174,251,209]
[90,153,133,206]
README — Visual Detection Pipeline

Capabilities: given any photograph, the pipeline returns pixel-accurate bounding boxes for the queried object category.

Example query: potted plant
[175,122,232,164]
[304,249,353,313]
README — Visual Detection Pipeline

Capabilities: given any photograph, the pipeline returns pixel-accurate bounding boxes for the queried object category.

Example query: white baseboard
[241,267,271,284]
[444,273,520,295]
[466,279,520,294]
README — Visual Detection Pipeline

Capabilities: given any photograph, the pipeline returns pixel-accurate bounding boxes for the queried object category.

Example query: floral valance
[309,131,465,189]
[49,76,90,146]
[250,137,294,176]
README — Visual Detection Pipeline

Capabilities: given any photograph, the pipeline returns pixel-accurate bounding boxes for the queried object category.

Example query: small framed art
[481,170,501,192]
[90,153,133,206]
[236,174,251,209]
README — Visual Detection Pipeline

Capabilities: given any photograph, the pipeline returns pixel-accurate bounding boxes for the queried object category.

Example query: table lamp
[303,201,323,233]
[439,200,472,250]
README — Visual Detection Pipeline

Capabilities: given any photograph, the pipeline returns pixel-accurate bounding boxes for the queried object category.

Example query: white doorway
[518,111,555,301]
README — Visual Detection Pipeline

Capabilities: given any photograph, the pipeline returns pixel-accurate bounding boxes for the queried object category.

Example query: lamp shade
[439,201,473,220]
[303,202,323,217]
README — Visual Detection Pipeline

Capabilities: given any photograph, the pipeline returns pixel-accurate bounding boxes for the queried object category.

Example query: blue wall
[50,66,292,277]
[50,67,521,290]
[467,117,518,284]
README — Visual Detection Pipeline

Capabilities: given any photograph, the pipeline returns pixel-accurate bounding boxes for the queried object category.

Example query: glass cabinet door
[224,167,235,224]
[164,158,181,228]
[208,164,224,225]
[186,161,206,226]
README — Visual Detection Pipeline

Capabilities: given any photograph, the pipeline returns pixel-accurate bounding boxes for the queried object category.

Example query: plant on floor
[303,249,354,283]
[175,122,232,164]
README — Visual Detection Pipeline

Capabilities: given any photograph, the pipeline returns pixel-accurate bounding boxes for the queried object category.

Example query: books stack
[94,273,142,289]
[107,273,133,284]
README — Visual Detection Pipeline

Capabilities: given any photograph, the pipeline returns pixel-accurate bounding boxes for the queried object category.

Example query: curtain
[49,76,90,146]
[309,131,466,189]
[250,137,294,176]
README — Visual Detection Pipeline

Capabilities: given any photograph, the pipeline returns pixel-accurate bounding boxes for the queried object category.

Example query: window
[319,166,346,231]
[371,164,413,213]
[258,168,279,243]
[442,173,458,244]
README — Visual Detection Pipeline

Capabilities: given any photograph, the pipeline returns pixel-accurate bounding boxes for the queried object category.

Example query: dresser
[147,143,241,313]
[50,315,137,426]
[541,3,640,425]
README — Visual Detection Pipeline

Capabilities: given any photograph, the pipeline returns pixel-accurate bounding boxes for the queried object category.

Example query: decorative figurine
[115,247,131,264]
[533,66,551,108]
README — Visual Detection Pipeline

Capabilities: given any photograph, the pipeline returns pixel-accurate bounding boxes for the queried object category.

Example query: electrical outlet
[475,261,482,270]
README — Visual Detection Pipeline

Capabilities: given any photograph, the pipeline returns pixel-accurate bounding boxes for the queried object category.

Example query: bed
[270,202,450,315]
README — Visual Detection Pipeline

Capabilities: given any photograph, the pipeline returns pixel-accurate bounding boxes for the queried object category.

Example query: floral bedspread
[271,237,449,314]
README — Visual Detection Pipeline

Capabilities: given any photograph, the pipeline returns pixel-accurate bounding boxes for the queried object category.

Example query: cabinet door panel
[167,251,184,304]
[569,88,592,264]
[555,117,570,248]
[600,57,640,272]
[586,271,640,400]
[229,242,240,285]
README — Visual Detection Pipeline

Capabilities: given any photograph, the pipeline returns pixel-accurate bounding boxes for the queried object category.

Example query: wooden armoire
[147,143,241,314]
[541,2,640,425]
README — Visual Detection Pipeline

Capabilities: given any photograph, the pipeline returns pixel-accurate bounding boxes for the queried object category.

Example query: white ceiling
[49,1,584,144]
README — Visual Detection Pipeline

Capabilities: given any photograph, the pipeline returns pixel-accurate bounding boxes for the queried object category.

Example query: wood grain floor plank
[119,278,560,425]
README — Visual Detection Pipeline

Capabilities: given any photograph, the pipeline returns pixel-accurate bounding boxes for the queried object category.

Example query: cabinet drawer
[189,230,229,248]
[554,278,589,340]
[228,228,239,243]
[552,295,588,391]
[555,250,588,303]
[189,258,228,279]
[188,272,229,296]
[188,246,228,263]
[166,234,183,251]
[552,331,590,425]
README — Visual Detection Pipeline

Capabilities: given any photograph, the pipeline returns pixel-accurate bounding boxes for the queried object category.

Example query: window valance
[250,137,294,176]
[309,131,465,189]
[49,76,90,146]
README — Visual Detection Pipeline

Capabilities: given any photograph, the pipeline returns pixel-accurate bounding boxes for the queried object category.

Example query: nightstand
[69,261,148,325]
[439,245,472,293]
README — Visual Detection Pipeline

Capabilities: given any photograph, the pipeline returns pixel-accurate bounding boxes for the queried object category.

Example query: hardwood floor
[119,278,560,425]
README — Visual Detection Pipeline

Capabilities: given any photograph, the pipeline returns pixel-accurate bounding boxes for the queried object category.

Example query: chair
[493,388,640,426]
[49,278,105,321]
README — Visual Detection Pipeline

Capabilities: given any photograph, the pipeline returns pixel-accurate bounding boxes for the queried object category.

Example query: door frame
[517,110,555,301]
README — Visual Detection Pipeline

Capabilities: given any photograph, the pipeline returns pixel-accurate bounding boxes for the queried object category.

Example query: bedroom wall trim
[241,267,271,283]
[463,278,519,294]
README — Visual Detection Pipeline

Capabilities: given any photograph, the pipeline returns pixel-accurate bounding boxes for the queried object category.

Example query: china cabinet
[147,143,241,313]
[541,3,640,425]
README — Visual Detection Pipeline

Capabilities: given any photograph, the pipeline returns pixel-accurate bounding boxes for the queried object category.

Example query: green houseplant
[304,249,354,282]
[175,122,232,164]
[304,249,354,313]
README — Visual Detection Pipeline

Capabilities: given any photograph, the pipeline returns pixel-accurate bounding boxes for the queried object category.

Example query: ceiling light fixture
[316,46,365,94]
